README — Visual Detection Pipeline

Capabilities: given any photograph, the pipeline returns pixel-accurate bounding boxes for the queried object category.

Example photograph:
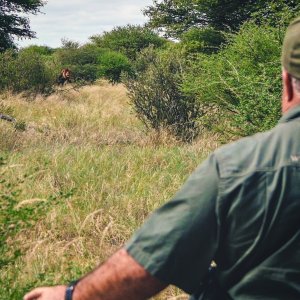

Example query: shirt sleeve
[125,154,220,294]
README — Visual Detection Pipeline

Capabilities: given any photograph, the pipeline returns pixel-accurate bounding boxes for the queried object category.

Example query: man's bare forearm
[73,248,167,300]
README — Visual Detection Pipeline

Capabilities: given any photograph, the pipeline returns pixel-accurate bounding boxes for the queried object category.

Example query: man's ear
[283,69,293,102]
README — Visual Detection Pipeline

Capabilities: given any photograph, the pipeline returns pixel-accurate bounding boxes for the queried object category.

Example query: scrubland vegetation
[1,0,300,299]
[0,83,219,299]
[1,2,299,141]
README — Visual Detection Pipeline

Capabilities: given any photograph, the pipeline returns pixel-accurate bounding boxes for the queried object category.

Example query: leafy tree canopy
[61,38,80,50]
[0,0,45,52]
[90,24,167,60]
[20,45,54,56]
[144,0,299,38]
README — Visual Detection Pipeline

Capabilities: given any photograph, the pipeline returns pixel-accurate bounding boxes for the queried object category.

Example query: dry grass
[0,81,220,299]
[0,83,143,149]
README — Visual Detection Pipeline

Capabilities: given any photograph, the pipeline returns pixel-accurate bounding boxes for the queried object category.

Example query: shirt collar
[279,105,300,123]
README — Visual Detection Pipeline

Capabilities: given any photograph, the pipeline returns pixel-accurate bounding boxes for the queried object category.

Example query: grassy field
[0,82,219,299]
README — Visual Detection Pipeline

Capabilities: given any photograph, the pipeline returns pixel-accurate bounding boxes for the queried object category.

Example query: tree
[144,0,299,38]
[144,0,205,38]
[0,0,44,52]
[61,38,80,49]
[90,25,167,60]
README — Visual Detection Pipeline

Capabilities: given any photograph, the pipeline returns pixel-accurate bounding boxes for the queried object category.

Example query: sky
[17,0,154,48]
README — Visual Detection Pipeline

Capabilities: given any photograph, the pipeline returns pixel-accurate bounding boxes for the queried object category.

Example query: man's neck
[282,100,300,114]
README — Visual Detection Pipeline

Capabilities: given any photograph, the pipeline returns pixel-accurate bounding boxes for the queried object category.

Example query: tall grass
[0,82,219,299]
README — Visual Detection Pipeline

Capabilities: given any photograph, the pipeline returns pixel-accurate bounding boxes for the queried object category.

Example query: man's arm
[24,248,167,300]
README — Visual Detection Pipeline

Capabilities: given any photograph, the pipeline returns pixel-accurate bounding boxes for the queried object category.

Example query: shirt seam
[218,161,300,179]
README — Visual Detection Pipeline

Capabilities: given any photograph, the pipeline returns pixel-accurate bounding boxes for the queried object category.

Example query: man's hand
[23,249,166,300]
[23,285,66,300]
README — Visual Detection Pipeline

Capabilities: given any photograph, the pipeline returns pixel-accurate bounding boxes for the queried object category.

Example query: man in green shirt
[24,18,300,300]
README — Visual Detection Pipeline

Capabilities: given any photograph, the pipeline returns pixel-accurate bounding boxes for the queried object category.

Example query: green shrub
[181,4,300,138]
[180,27,225,54]
[15,49,55,93]
[0,49,55,94]
[90,24,167,60]
[98,51,133,84]
[69,65,99,83]
[54,44,102,83]
[21,45,54,56]
[183,21,283,138]
[124,46,201,142]
[54,44,134,84]
[0,50,16,90]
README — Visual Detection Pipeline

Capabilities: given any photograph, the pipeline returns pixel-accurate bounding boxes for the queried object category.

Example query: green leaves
[90,25,166,61]
[97,51,133,84]
[145,0,300,38]
[144,0,205,38]
[180,27,225,54]
[0,49,55,94]
[0,0,44,51]
[183,21,283,138]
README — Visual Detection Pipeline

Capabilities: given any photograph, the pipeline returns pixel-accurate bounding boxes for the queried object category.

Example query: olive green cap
[282,17,300,79]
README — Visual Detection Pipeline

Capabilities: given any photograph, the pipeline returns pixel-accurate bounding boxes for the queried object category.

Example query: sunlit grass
[0,82,219,299]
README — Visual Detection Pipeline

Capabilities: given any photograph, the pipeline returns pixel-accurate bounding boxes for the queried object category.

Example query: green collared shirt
[126,105,300,299]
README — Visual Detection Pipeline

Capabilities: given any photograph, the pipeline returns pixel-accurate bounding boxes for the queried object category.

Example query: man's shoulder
[214,124,290,178]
